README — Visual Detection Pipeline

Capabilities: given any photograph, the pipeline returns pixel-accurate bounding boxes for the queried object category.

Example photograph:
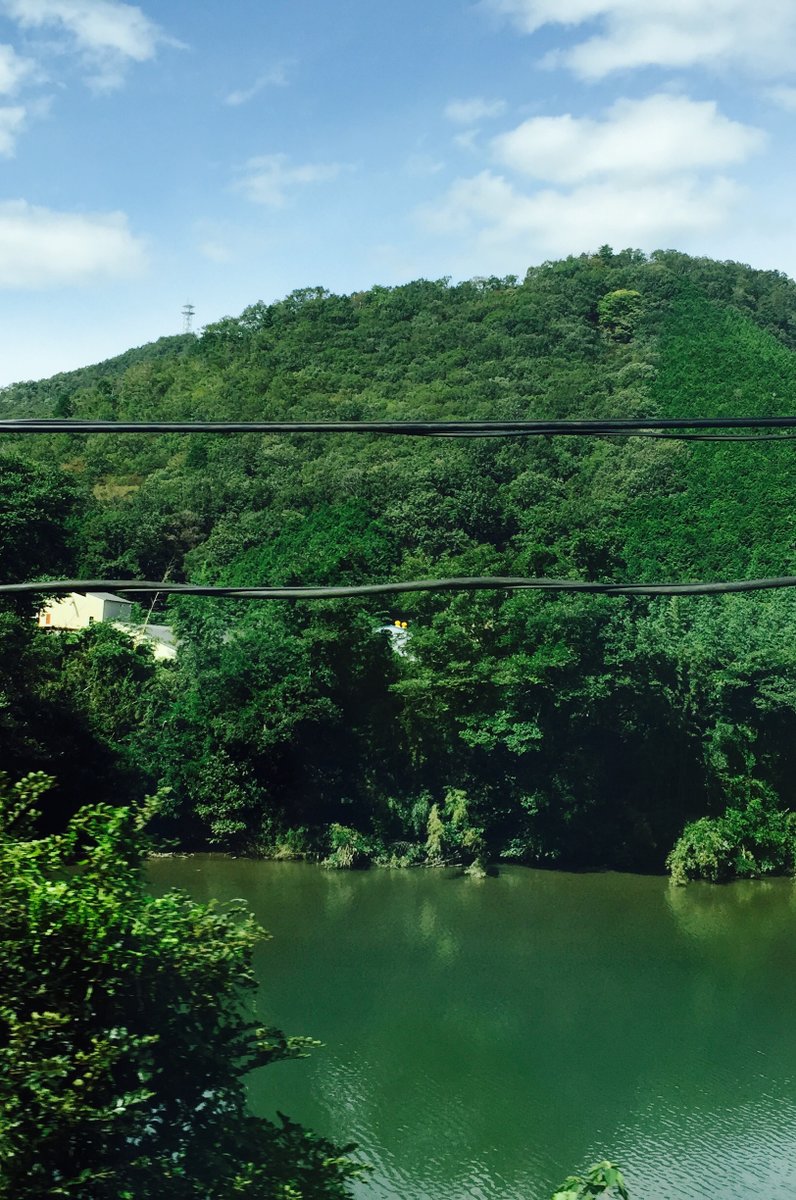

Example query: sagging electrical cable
[8,575,796,600]
[4,417,796,440]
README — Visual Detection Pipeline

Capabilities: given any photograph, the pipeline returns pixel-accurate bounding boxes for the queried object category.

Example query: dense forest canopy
[4,247,796,879]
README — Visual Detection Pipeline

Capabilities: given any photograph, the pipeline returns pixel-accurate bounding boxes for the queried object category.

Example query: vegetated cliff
[4,247,796,878]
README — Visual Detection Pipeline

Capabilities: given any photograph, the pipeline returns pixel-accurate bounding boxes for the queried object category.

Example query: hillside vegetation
[4,247,796,879]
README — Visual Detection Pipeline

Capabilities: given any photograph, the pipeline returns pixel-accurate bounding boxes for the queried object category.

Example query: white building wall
[38,592,177,659]
[101,597,133,622]
[38,591,133,630]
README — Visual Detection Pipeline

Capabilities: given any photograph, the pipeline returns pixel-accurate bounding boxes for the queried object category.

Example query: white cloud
[489,0,796,79]
[420,168,741,259]
[0,43,36,93]
[1,0,176,89]
[0,105,26,154]
[444,97,507,123]
[492,94,765,184]
[406,152,445,176]
[0,201,147,287]
[453,128,480,151]
[233,154,344,207]
[421,89,765,269]
[224,63,291,106]
[765,85,796,111]
[198,239,233,264]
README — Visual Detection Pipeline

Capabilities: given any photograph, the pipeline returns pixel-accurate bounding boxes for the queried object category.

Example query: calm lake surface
[148,859,796,1199]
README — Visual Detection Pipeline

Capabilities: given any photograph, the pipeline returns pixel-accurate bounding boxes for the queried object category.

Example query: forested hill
[5,246,796,879]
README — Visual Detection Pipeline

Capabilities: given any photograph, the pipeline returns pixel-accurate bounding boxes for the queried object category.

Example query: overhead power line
[10,575,796,600]
[3,417,796,440]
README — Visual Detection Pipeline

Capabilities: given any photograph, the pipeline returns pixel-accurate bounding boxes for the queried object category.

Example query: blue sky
[1,0,795,384]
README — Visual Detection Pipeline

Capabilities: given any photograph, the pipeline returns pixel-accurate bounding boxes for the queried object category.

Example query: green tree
[596,289,643,340]
[667,787,796,884]
[0,453,80,585]
[0,773,360,1199]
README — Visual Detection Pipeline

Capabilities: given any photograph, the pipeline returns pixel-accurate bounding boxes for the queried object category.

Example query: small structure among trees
[38,591,133,630]
[37,592,177,661]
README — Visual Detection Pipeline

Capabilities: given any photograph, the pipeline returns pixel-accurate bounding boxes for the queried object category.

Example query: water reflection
[148,860,796,1200]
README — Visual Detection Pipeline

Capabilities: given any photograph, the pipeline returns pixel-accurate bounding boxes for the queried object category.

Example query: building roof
[85,591,133,604]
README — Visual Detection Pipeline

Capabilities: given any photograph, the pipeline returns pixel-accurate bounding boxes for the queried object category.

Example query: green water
[148,859,796,1199]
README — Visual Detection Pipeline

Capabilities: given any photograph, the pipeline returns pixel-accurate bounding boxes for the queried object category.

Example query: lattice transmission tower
[182,302,195,334]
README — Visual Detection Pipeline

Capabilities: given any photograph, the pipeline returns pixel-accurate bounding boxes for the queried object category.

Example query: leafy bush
[323,823,376,869]
[271,825,315,860]
[424,802,448,864]
[383,840,425,868]
[667,791,796,884]
[423,790,487,870]
[552,1160,629,1199]
[0,774,360,1198]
